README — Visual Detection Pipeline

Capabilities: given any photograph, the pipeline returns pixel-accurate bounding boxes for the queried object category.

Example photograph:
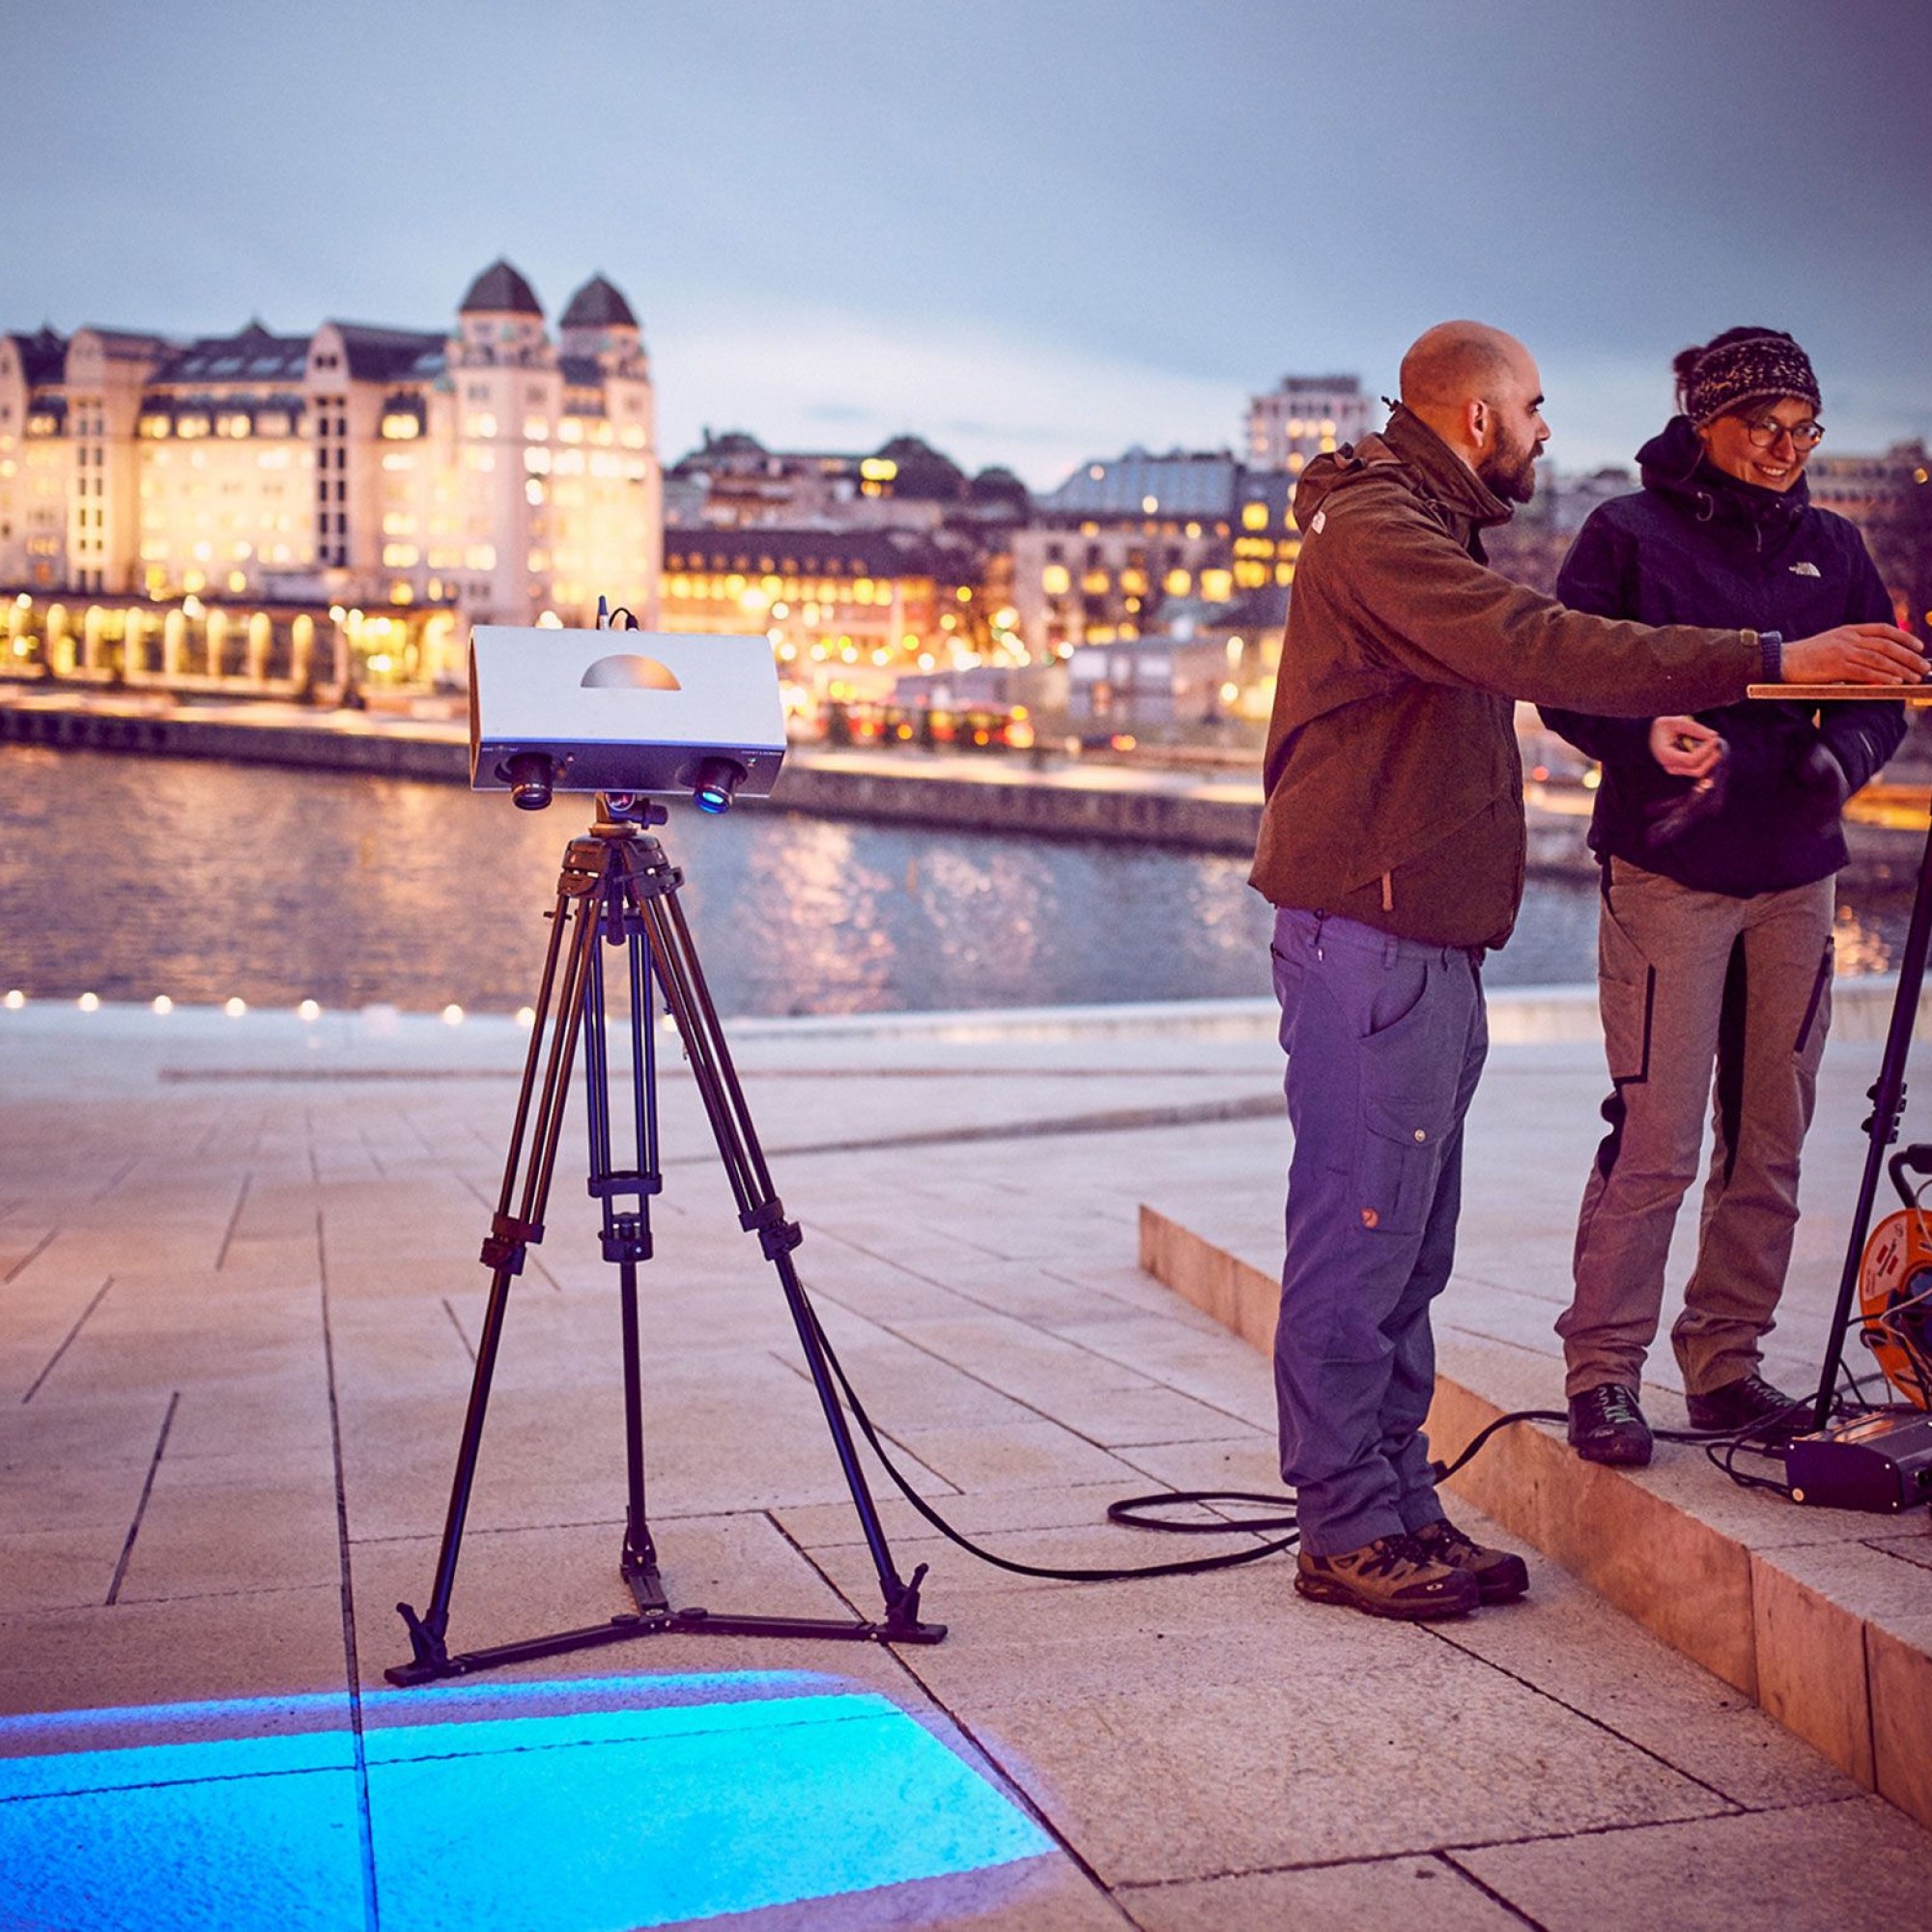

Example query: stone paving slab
[2,998,1930,1929]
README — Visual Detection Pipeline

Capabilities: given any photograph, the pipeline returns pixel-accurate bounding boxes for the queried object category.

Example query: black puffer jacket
[1540,415,1904,895]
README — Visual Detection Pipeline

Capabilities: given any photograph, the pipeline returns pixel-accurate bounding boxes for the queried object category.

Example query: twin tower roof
[459,258,638,329]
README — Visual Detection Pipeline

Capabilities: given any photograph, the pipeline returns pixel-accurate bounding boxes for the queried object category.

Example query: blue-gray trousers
[1271,907,1490,1555]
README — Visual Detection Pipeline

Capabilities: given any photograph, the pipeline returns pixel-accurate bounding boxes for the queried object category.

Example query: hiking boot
[1408,1515,1530,1604]
[1568,1383,1653,1466]
[1686,1374,1805,1442]
[1294,1533,1481,1621]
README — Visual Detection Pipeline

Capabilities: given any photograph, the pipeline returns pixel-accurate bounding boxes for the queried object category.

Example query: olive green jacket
[1250,406,1767,948]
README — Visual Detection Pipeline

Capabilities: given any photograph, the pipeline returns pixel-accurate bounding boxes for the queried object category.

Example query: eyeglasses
[1741,416,1825,450]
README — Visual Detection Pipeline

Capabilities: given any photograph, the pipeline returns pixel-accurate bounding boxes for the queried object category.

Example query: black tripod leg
[614,1255,666,1611]
[1812,817,1932,1432]
[630,864,938,1639]
[583,923,668,1612]
[390,853,604,1684]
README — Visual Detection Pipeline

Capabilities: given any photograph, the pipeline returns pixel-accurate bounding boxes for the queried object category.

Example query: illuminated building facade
[1808,441,1932,634]
[0,261,660,689]
[1245,374,1376,474]
[661,432,1028,702]
[660,525,993,708]
[1010,449,1300,661]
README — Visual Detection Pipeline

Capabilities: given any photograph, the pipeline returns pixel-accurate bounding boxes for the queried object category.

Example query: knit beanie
[1674,329,1820,427]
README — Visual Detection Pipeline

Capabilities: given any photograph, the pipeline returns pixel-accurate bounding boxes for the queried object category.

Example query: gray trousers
[1557,857,1835,1401]
[1271,908,1489,1555]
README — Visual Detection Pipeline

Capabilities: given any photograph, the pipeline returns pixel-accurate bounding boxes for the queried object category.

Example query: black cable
[797,1288,1300,1581]
[799,1276,1894,1580]
[1706,1433,1796,1497]
[1428,1408,1567,1482]
[1106,1492,1297,1533]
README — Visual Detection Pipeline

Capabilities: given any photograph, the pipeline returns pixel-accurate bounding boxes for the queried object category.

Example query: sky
[8,0,1929,488]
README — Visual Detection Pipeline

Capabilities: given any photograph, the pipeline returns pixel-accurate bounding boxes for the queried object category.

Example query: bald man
[1252,321,1922,1620]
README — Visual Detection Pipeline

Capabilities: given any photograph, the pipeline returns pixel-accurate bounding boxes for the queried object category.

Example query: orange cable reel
[1858,1199,1932,1409]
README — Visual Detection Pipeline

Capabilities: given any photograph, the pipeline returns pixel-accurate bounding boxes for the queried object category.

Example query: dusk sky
[11,0,1929,487]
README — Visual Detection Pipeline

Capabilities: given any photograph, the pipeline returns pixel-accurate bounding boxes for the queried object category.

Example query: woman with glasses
[1540,327,1909,1466]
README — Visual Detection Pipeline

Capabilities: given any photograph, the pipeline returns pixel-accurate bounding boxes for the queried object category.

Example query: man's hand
[1648,715,1724,780]
[1782,623,1925,686]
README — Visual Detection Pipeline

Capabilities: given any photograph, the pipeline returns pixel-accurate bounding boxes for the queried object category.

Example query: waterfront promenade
[3,991,1931,1929]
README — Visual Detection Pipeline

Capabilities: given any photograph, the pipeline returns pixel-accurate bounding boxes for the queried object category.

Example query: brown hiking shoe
[1294,1533,1481,1620]
[1409,1515,1530,1604]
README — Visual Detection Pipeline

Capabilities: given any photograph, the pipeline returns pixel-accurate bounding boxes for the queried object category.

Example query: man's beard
[1479,420,1541,504]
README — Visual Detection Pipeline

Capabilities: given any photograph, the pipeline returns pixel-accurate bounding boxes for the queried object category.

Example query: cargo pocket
[1351,996,1458,1238]
[1598,871,1657,1086]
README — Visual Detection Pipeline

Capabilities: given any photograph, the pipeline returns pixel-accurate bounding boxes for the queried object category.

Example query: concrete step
[1137,1204,1932,1834]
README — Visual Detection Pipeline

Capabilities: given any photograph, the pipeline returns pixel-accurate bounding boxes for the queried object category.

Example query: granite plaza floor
[2,992,1930,1930]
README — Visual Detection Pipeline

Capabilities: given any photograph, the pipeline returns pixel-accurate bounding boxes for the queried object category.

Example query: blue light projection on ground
[0,1671,1051,1930]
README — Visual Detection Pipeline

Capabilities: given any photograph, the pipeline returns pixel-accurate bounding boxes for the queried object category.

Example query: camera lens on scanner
[503,752,555,810]
[692,757,747,815]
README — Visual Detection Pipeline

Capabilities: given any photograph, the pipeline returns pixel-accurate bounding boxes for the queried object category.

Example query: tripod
[1811,775,1932,1431]
[388,794,945,1686]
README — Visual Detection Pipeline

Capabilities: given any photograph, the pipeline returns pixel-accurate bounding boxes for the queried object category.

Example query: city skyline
[8,1,1930,488]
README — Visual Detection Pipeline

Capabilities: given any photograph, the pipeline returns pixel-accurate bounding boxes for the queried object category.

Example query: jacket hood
[1635,413,1810,541]
[1292,403,1513,534]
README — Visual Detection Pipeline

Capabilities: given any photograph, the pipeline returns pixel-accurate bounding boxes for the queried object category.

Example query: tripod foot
[386,1600,452,1687]
[880,1563,947,1644]
[621,1542,670,1617]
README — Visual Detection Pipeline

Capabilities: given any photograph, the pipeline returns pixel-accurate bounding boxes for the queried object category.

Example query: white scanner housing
[469,627,787,801]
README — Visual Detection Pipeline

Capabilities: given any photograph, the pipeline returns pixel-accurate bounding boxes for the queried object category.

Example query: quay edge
[0,688,1925,885]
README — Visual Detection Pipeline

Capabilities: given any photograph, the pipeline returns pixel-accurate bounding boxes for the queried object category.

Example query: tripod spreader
[388,796,944,1686]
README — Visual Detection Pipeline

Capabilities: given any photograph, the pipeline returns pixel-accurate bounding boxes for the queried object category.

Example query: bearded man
[1252,320,1922,1619]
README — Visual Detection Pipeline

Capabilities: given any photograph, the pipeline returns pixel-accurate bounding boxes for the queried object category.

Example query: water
[0,745,1913,1017]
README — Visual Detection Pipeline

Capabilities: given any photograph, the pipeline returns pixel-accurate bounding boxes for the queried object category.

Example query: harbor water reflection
[0,745,1913,1017]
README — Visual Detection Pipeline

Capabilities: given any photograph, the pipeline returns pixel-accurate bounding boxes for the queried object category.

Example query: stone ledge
[1136,1202,1932,1833]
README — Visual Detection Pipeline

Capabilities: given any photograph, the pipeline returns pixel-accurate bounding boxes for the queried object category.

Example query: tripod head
[595,791,668,832]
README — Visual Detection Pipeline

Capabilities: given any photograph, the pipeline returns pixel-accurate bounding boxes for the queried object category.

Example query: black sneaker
[1568,1383,1654,1466]
[1685,1374,1806,1442]
[1409,1515,1530,1604]
[1294,1533,1481,1621]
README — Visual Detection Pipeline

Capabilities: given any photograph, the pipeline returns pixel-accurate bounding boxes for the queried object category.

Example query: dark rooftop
[156,322,310,386]
[7,327,68,385]
[1039,446,1240,519]
[331,325,446,384]
[559,274,638,329]
[459,259,543,318]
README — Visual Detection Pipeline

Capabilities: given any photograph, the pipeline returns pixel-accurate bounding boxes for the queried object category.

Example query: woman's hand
[1649,716,1725,780]
[1783,623,1924,685]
